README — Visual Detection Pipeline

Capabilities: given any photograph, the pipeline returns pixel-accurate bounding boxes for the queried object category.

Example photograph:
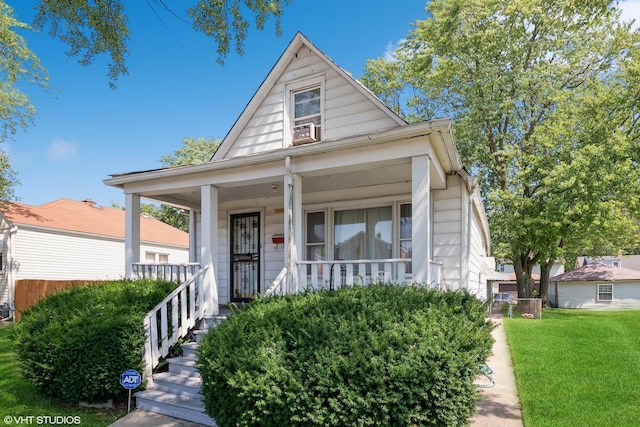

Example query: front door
[230,212,260,301]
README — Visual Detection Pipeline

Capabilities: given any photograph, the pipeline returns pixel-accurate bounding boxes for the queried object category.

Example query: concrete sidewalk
[471,310,524,426]
[110,310,523,427]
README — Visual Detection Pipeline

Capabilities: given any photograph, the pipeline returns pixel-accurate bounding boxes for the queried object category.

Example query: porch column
[189,210,197,263]
[284,156,302,294]
[125,193,141,279]
[412,155,431,285]
[201,185,219,315]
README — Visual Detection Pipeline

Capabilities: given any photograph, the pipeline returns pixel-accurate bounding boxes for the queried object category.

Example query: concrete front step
[153,371,202,395]
[168,356,199,376]
[135,389,216,427]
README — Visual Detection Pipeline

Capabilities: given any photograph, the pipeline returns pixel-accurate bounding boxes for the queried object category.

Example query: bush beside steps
[197,284,494,427]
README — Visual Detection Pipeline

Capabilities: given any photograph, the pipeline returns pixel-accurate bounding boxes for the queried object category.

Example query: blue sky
[7,1,640,208]
[7,0,427,208]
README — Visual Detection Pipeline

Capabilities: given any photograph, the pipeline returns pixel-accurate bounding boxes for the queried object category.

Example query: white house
[0,198,189,319]
[103,32,494,423]
[550,263,640,309]
[105,32,492,306]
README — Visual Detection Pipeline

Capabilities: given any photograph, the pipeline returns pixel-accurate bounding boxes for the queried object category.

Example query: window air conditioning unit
[292,123,317,145]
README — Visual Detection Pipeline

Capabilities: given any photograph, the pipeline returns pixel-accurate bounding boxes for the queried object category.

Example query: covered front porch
[106,122,461,378]
[111,122,457,316]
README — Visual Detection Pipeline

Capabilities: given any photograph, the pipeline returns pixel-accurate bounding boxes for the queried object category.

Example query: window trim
[303,201,411,263]
[597,283,613,302]
[285,75,325,146]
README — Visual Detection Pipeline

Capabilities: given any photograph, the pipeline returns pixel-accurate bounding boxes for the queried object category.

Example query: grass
[0,324,123,427]
[505,309,640,427]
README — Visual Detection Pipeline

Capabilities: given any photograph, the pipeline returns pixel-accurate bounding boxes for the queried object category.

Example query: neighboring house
[487,260,565,301]
[549,263,640,309]
[575,255,640,271]
[0,198,189,318]
[104,32,493,310]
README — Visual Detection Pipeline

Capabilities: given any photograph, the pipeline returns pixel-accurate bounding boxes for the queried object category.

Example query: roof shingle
[551,263,640,282]
[0,199,188,247]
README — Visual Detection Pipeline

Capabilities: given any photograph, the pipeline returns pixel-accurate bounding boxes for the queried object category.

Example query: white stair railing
[264,267,288,296]
[142,265,209,385]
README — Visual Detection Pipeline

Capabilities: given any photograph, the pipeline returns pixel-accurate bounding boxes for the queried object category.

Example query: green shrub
[197,284,494,426]
[12,279,178,404]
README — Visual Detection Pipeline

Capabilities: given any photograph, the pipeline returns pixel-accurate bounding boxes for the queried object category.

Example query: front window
[292,87,322,144]
[334,207,392,260]
[597,284,613,301]
[306,211,325,262]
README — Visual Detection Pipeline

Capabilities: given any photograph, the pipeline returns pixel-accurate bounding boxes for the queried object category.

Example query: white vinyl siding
[9,228,188,282]
[556,282,640,309]
[224,46,400,159]
[432,177,464,289]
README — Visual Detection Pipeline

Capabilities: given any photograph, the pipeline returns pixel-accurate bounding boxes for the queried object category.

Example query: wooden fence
[14,279,107,321]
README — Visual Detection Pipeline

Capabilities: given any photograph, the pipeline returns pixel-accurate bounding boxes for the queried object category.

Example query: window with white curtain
[334,207,392,260]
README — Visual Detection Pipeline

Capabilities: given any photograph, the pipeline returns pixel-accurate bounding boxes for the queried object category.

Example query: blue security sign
[120,369,142,390]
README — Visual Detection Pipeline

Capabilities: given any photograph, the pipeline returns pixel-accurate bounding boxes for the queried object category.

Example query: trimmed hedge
[12,279,178,404]
[197,285,494,426]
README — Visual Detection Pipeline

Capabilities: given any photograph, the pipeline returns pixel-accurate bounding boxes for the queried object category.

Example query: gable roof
[212,32,406,161]
[0,199,188,247]
[551,263,640,282]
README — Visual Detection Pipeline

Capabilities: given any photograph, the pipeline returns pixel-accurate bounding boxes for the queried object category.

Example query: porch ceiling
[140,159,414,209]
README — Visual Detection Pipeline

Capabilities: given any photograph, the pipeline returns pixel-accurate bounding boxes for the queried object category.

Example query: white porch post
[201,185,219,315]
[284,156,302,294]
[125,193,141,279]
[412,155,431,285]
[189,210,197,263]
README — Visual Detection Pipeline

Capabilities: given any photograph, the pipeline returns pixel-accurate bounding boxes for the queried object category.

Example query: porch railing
[133,262,200,283]
[142,265,209,385]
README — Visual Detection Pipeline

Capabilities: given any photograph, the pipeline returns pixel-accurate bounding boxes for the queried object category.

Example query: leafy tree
[32,0,293,87]
[361,0,640,302]
[159,136,221,167]
[112,137,221,231]
[0,2,48,200]
[154,136,221,231]
[0,0,290,200]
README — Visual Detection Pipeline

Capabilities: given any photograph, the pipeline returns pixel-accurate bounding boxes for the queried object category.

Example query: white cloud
[383,39,405,62]
[47,139,79,161]
[618,0,640,28]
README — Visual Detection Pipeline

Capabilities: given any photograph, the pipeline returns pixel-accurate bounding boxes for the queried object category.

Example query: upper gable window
[292,87,322,145]
[288,75,324,146]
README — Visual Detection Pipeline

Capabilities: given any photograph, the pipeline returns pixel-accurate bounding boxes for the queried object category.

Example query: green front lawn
[505,309,640,427]
[0,324,122,426]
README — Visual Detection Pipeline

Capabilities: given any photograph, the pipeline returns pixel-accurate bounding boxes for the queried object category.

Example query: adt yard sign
[120,369,141,390]
[120,369,141,413]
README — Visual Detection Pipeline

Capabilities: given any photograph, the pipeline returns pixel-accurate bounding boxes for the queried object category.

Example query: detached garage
[550,263,640,309]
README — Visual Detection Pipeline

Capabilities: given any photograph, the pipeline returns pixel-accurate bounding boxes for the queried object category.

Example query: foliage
[159,136,221,167]
[360,0,640,299]
[189,0,293,65]
[12,279,178,404]
[0,326,120,425]
[0,2,49,143]
[151,136,222,231]
[505,309,640,426]
[197,285,493,427]
[31,0,293,86]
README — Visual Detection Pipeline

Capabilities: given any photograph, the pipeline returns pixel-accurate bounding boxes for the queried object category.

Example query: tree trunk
[539,259,554,307]
[514,251,537,298]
